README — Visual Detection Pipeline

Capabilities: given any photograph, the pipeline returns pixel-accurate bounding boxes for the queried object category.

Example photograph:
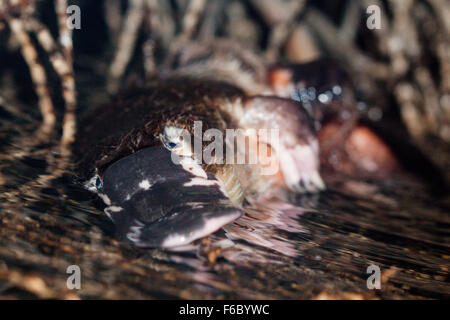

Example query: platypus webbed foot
[242,96,326,194]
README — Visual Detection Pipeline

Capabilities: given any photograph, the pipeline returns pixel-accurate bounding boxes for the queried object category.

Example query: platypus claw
[279,144,325,194]
[295,171,326,193]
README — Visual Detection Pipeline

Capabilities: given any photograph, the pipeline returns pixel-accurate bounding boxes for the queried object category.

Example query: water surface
[0,103,448,299]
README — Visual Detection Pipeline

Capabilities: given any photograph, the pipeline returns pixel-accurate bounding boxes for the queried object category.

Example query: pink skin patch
[242,96,325,193]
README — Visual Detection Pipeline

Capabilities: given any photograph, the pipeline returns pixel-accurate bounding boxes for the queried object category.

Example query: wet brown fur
[75,78,244,180]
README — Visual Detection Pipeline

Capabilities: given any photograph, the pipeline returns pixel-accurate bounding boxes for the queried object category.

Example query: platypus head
[76,79,244,248]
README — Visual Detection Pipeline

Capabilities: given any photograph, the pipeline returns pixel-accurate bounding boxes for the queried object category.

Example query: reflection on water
[0,104,449,299]
[224,196,312,258]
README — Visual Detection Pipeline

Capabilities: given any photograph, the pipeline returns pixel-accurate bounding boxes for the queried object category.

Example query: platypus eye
[165,142,177,149]
[95,176,103,190]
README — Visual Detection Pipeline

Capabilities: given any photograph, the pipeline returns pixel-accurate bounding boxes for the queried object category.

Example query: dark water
[0,103,449,299]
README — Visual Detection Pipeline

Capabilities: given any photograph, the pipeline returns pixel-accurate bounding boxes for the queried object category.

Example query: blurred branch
[8,17,56,135]
[198,0,224,40]
[0,16,57,162]
[0,0,77,167]
[427,0,450,35]
[250,0,306,62]
[305,8,389,80]
[55,0,77,150]
[105,0,122,48]
[249,0,303,26]
[107,0,145,94]
[414,67,442,136]
[180,0,206,40]
[339,0,361,41]
[285,23,320,62]
[142,0,162,77]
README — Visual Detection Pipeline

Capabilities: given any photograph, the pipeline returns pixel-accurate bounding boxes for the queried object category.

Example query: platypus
[76,78,323,248]
[77,37,406,248]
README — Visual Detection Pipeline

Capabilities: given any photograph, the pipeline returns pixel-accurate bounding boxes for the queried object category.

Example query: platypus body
[76,77,323,248]
[77,39,401,248]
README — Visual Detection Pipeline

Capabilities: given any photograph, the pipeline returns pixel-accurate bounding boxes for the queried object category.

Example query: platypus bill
[76,78,324,248]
